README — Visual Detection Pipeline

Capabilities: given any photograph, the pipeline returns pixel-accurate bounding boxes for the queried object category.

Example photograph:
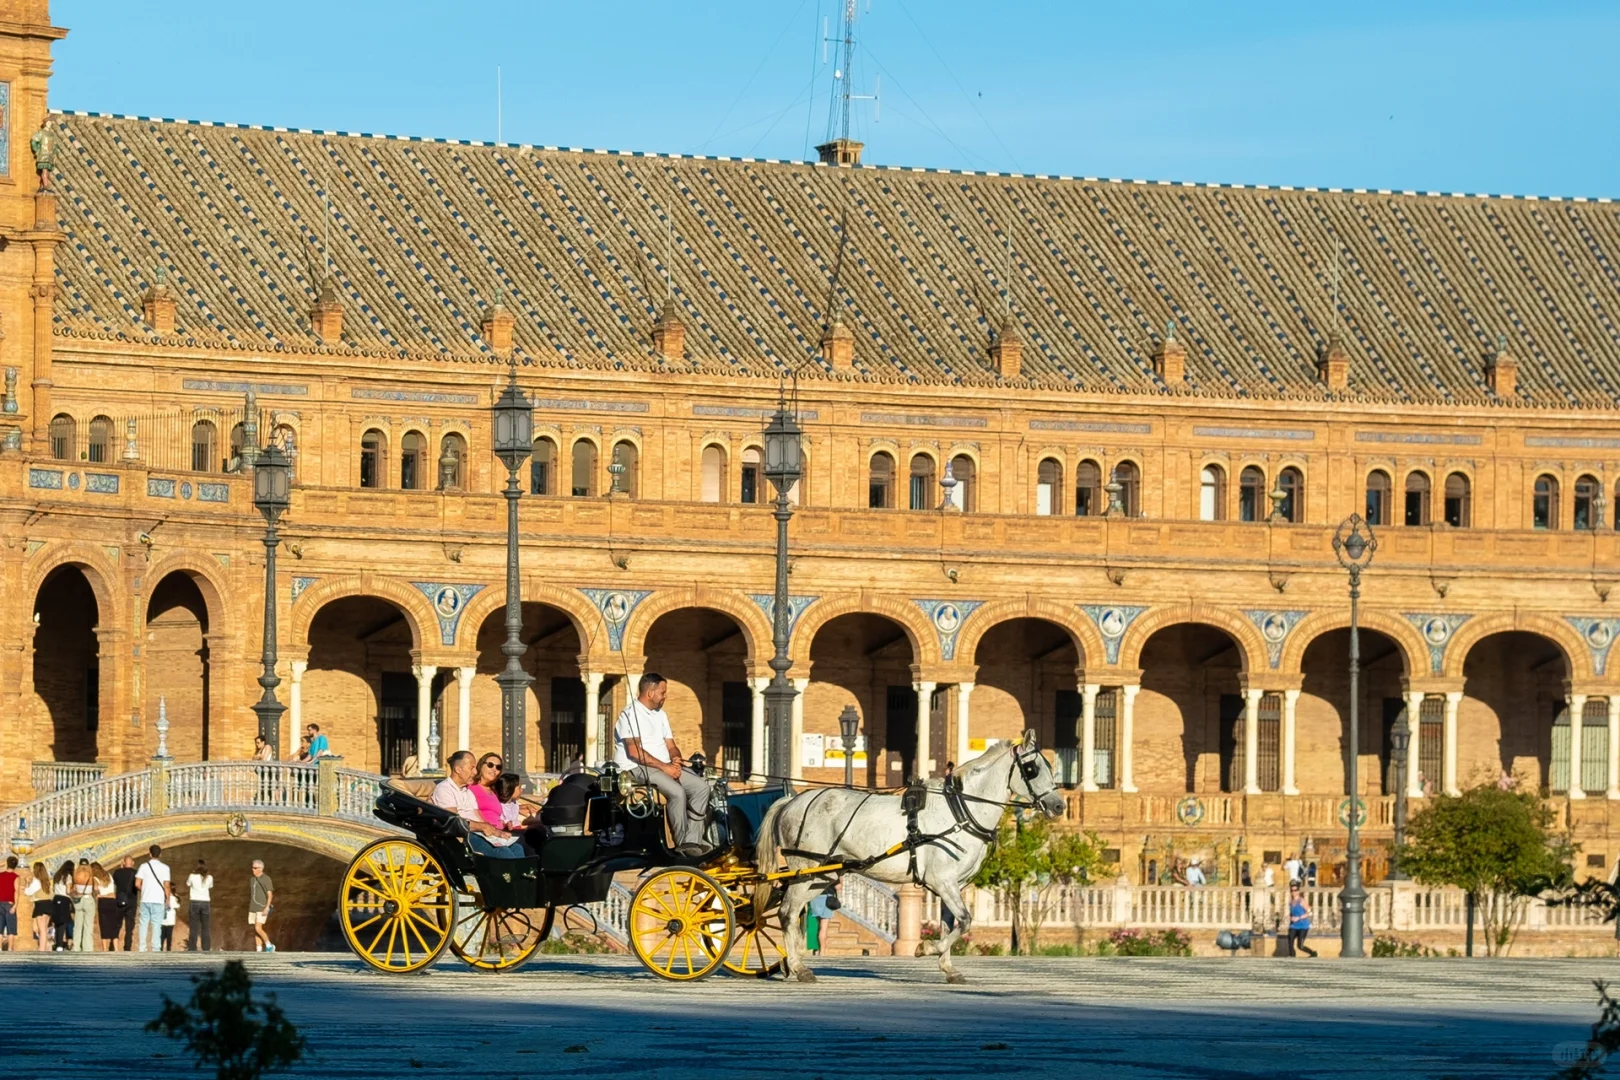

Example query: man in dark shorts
[111,855,137,951]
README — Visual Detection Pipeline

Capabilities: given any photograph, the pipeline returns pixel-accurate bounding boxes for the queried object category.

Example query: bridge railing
[30,761,109,796]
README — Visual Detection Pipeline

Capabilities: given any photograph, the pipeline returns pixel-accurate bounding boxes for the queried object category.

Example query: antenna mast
[497,66,503,144]
[817,0,878,162]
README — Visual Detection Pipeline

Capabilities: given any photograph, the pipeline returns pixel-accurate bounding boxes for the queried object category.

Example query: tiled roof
[45,110,1620,407]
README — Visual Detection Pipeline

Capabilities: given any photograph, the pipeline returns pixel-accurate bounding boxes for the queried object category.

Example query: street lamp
[762,387,803,784]
[1331,512,1378,957]
[1388,718,1410,881]
[838,705,860,789]
[251,444,292,754]
[492,357,534,782]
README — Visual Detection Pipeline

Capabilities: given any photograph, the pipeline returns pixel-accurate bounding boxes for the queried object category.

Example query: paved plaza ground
[0,953,1613,1079]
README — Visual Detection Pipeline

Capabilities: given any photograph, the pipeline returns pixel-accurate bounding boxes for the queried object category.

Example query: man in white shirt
[133,844,171,953]
[186,859,213,952]
[1185,859,1206,887]
[615,673,712,856]
[1284,854,1304,886]
[432,750,528,859]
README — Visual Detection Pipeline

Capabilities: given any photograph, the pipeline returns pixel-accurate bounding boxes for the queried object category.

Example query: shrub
[539,932,614,955]
[1372,935,1441,958]
[1103,928,1192,957]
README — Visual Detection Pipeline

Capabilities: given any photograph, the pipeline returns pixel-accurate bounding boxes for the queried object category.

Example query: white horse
[754,729,1066,983]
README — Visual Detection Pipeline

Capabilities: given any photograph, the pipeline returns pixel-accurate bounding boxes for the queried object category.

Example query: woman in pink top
[470,752,506,828]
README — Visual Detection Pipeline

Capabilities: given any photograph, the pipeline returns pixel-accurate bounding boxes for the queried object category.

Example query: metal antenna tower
[822,0,879,144]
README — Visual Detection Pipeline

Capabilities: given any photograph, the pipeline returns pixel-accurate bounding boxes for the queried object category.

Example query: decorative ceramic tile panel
[1403,613,1473,674]
[1080,605,1150,665]
[1566,617,1620,677]
[1243,609,1309,668]
[579,588,653,651]
[411,582,486,646]
[911,599,985,662]
[749,594,819,639]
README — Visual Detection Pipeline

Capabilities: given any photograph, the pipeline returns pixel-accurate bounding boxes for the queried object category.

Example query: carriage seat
[386,777,439,801]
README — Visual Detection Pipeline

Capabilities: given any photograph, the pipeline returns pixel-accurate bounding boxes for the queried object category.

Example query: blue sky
[52,0,1618,196]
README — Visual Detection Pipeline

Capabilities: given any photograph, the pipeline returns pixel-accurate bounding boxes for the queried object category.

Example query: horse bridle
[1008,743,1061,815]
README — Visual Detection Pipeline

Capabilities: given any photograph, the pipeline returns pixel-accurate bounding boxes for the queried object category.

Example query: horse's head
[1011,729,1066,818]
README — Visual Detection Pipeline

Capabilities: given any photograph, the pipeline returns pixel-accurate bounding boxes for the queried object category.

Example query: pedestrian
[0,856,18,952]
[305,723,331,760]
[133,844,171,953]
[248,859,275,952]
[111,855,138,950]
[1288,884,1318,958]
[50,861,73,950]
[71,858,96,951]
[807,885,837,955]
[25,862,50,951]
[1283,851,1304,886]
[186,859,213,952]
[295,734,312,762]
[161,891,178,951]
[1262,863,1276,888]
[1185,858,1207,887]
[252,734,274,761]
[93,862,120,951]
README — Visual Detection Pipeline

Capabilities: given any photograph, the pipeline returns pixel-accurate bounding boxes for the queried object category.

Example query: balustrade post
[1112,874,1133,928]
[148,759,169,817]
[894,883,924,957]
[1388,878,1415,932]
[317,755,343,817]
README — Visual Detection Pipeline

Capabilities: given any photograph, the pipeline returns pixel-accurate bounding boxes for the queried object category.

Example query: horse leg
[779,881,817,984]
[930,880,973,985]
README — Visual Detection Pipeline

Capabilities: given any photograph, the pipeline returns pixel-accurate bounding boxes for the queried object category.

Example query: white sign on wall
[801,733,825,769]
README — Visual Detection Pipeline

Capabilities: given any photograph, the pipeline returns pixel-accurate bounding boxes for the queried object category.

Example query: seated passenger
[614,672,712,857]
[432,751,528,859]
[469,752,506,828]
[492,771,546,851]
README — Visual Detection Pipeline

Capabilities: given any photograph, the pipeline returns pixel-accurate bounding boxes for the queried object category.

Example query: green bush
[539,932,614,955]
[1371,935,1441,958]
[1101,928,1193,957]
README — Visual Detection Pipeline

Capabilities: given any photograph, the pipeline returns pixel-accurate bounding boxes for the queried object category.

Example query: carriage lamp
[839,705,860,789]
[1331,513,1377,957]
[251,444,293,754]
[491,357,535,783]
[762,386,804,782]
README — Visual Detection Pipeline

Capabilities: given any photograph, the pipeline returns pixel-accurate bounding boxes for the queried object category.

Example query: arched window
[360,429,387,489]
[701,444,727,503]
[273,424,298,479]
[1404,471,1431,526]
[48,414,75,461]
[611,440,638,498]
[1444,472,1471,528]
[400,431,426,490]
[1035,458,1062,516]
[86,416,113,464]
[740,447,761,504]
[437,433,467,491]
[1533,474,1559,530]
[1365,470,1391,526]
[1239,466,1265,522]
[1075,461,1101,517]
[868,451,895,509]
[530,436,554,495]
[909,453,936,511]
[229,422,247,471]
[1575,474,1601,531]
[1277,467,1302,523]
[191,421,219,474]
[1199,465,1226,521]
[1113,462,1140,517]
[948,454,975,512]
[571,439,597,497]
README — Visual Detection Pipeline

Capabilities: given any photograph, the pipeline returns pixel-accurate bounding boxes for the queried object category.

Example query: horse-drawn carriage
[337,732,1066,983]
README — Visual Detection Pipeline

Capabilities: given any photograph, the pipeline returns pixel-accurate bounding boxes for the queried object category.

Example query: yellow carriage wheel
[723,896,786,978]
[340,838,457,974]
[450,893,554,972]
[628,867,735,982]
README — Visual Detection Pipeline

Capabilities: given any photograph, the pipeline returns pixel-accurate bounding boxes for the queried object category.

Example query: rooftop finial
[1164,317,1176,343]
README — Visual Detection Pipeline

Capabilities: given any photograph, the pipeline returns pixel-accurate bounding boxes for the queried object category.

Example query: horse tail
[752,797,789,914]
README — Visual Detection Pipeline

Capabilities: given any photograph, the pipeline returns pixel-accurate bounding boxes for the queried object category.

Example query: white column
[583,671,606,767]
[1443,691,1463,796]
[413,664,438,767]
[1243,687,1263,795]
[1569,693,1588,799]
[1119,684,1139,793]
[791,677,809,780]
[1403,690,1425,799]
[1282,688,1300,796]
[913,681,937,779]
[455,666,475,756]
[955,682,974,767]
[748,676,768,782]
[1080,683,1100,793]
[288,660,306,751]
[1606,696,1620,800]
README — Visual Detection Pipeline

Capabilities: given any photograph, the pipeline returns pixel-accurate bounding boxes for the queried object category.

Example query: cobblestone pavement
[0,953,1612,1079]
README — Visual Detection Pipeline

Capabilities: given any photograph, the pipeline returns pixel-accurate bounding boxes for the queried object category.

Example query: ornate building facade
[3,1,1620,884]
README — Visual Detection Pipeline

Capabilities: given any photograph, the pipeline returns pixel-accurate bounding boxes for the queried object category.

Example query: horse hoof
[913,943,928,958]
[795,969,818,984]
[946,972,968,985]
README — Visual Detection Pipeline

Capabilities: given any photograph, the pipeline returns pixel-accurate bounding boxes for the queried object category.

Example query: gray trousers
[627,766,711,848]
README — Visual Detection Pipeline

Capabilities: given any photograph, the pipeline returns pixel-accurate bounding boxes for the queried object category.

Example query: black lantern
[492,375,533,475]
[253,445,292,526]
[838,705,860,789]
[763,401,803,494]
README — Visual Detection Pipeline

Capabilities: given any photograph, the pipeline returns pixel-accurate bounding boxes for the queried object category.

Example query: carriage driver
[614,673,712,857]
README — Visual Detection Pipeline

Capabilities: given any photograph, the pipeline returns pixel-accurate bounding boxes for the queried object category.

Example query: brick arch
[953,597,1102,669]
[24,541,123,633]
[619,587,771,667]
[454,580,600,657]
[1117,604,1266,674]
[1442,612,1589,682]
[789,593,940,668]
[1279,609,1428,677]
[141,554,233,633]
[290,574,435,652]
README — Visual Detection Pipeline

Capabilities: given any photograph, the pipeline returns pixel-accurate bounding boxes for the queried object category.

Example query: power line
[697,0,811,154]
[893,0,1021,172]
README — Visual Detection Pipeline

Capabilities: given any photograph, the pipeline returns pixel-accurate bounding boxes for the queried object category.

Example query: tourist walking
[0,856,18,952]
[248,860,275,952]
[50,861,73,950]
[25,862,50,950]
[305,723,331,759]
[71,858,96,951]
[93,862,120,951]
[112,855,137,950]
[133,845,171,953]
[186,859,213,951]
[1287,884,1318,958]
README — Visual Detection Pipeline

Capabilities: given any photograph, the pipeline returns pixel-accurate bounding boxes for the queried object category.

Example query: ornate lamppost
[1331,512,1378,957]
[762,389,803,783]
[1388,719,1410,881]
[491,358,534,782]
[251,445,292,754]
[839,705,860,789]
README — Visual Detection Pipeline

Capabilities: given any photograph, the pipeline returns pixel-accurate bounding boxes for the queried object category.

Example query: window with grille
[88,417,112,464]
[721,681,752,777]
[1053,689,1081,787]
[1443,472,1471,528]
[868,452,894,509]
[1256,694,1281,791]
[1557,701,1613,794]
[1405,471,1431,526]
[572,439,597,497]
[530,437,554,495]
[740,447,760,504]
[1534,475,1559,530]
[1366,470,1391,526]
[1075,461,1100,516]
[909,454,935,511]
[193,421,220,473]
[1420,698,1443,790]
[550,677,586,771]
[49,414,74,461]
[1036,457,1062,516]
[1094,689,1118,789]
[1239,467,1264,522]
